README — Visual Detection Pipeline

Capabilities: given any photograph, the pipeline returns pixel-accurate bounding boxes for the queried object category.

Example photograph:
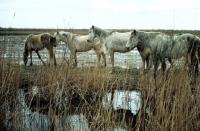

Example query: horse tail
[197,39,200,63]
[24,36,31,55]
[193,37,200,75]
[23,35,30,65]
[188,35,200,75]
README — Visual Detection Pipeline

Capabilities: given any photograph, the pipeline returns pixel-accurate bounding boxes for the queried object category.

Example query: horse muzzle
[87,39,90,42]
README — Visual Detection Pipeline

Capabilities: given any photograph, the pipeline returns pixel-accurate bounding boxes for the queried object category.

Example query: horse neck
[137,31,148,41]
[61,32,73,44]
[137,31,159,43]
[94,27,113,43]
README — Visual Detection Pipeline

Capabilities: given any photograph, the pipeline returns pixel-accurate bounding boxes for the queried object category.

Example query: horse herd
[23,25,200,79]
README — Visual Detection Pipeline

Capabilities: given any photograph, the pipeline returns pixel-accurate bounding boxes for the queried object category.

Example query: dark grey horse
[126,30,200,79]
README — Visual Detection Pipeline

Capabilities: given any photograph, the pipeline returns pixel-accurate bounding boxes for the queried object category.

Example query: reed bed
[1,53,200,131]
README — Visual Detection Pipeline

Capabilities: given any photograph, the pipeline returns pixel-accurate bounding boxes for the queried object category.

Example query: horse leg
[23,53,28,66]
[102,53,106,67]
[48,47,56,66]
[198,47,200,64]
[161,60,166,74]
[74,52,78,67]
[98,54,101,63]
[146,55,152,70]
[96,52,101,66]
[168,57,173,68]
[138,51,146,73]
[69,53,73,65]
[185,54,191,72]
[147,53,153,71]
[141,56,146,74]
[36,50,46,66]
[191,55,198,77]
[153,58,159,84]
[54,53,57,66]
[70,51,77,68]
[109,50,115,73]
[195,57,198,76]
[69,52,75,68]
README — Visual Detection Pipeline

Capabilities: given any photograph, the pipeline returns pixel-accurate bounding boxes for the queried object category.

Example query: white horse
[54,31,106,67]
[126,30,200,78]
[86,25,151,72]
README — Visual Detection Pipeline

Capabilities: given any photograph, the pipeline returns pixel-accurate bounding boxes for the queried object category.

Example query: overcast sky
[1,0,200,30]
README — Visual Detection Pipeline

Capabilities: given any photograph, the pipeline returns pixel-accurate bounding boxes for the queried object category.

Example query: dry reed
[0,29,200,131]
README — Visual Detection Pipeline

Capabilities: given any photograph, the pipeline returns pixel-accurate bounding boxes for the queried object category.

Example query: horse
[23,33,57,66]
[126,30,200,79]
[86,25,152,73]
[54,31,106,67]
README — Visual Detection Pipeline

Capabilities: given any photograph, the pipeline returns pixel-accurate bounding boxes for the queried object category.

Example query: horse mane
[60,31,81,38]
[93,26,114,38]
[40,33,53,47]
[136,30,162,43]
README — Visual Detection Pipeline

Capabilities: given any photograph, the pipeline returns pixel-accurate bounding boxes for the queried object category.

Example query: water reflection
[12,89,141,131]
[102,90,141,115]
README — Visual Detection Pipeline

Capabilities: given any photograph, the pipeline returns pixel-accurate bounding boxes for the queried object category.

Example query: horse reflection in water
[23,33,57,66]
[126,30,200,80]
[86,25,152,73]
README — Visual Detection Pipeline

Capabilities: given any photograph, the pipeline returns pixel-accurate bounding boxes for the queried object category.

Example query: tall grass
[0,30,200,130]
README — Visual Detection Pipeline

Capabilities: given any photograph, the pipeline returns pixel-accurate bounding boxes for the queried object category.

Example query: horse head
[50,36,57,47]
[54,31,70,45]
[87,25,96,42]
[126,29,138,50]
[54,32,61,45]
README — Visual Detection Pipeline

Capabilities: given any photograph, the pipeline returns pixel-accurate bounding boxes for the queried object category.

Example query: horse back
[26,33,54,51]
[112,32,131,42]
[72,35,93,51]
[107,32,132,48]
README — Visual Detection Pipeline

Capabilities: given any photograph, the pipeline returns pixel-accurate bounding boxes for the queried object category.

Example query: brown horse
[23,33,57,66]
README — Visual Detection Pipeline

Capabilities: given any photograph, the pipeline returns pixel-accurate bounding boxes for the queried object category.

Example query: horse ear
[57,32,59,35]
[132,29,136,36]
[92,25,94,29]
[187,36,191,41]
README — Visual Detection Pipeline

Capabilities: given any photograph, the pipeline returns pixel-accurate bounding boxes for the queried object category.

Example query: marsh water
[0,35,183,130]
[0,35,144,68]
